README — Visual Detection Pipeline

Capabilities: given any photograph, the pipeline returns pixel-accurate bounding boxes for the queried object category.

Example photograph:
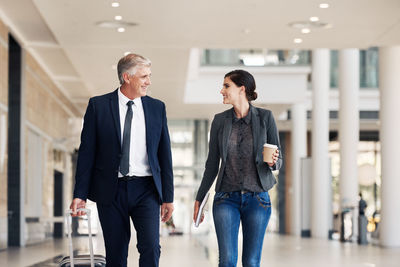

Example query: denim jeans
[213,191,271,267]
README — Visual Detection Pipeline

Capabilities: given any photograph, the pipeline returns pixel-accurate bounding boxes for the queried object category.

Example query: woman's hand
[193,200,205,225]
[267,149,280,167]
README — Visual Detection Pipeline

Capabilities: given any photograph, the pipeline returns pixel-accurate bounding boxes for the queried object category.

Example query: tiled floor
[0,232,399,267]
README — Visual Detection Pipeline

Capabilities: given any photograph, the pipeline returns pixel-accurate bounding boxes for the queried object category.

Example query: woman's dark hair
[224,69,257,101]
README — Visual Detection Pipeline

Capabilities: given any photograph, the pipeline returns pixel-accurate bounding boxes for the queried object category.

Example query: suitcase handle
[65,208,94,267]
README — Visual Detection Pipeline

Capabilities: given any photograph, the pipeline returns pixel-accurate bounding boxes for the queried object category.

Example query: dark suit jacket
[196,105,282,202]
[73,89,174,205]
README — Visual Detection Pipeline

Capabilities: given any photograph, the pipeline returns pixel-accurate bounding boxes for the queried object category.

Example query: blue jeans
[213,191,271,267]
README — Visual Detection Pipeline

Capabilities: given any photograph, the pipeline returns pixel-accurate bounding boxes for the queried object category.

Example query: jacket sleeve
[158,102,174,203]
[266,111,283,171]
[73,98,97,200]
[195,115,221,202]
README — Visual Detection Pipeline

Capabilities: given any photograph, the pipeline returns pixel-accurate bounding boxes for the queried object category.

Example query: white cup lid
[263,143,277,148]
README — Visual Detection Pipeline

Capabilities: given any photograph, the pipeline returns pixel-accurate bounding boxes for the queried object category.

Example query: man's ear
[123,72,130,84]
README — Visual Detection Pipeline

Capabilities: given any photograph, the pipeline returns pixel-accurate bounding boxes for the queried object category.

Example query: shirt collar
[118,87,142,107]
[232,106,252,124]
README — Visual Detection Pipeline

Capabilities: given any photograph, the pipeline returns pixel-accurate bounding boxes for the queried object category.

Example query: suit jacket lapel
[110,89,122,147]
[250,105,260,161]
[222,109,233,161]
[141,96,151,148]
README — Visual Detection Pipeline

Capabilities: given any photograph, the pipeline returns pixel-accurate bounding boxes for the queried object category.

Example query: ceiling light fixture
[288,20,331,31]
[243,28,251,34]
[114,15,122,21]
[96,21,138,29]
[294,38,303,44]
[319,3,330,8]
[310,16,319,22]
[117,27,125,33]
[124,51,132,56]
[111,2,119,7]
[301,28,311,34]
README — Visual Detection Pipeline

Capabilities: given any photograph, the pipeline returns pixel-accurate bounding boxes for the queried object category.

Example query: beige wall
[0,18,8,250]
[0,15,79,246]
[0,19,7,106]
[24,53,78,244]
[25,53,80,138]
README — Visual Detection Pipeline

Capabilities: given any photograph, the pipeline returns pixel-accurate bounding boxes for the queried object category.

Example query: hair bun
[251,91,258,101]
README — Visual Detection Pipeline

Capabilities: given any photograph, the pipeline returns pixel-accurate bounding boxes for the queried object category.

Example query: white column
[291,103,307,236]
[311,49,331,239]
[338,49,360,241]
[379,46,400,247]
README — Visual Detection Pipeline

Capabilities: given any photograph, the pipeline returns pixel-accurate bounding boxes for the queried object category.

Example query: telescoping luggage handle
[65,208,94,267]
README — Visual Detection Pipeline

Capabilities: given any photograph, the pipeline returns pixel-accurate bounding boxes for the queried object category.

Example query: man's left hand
[161,202,174,222]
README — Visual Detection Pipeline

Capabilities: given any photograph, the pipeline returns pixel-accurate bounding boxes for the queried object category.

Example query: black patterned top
[220,109,264,193]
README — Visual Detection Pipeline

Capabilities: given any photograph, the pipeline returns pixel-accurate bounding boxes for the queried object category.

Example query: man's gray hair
[117,53,151,85]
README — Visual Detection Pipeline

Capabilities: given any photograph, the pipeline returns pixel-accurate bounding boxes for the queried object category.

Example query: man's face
[126,66,151,97]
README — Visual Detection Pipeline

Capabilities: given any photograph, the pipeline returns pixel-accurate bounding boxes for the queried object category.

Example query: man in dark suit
[70,53,174,267]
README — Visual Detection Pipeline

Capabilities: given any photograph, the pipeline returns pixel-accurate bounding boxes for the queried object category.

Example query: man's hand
[193,200,205,225]
[69,198,86,217]
[161,202,174,222]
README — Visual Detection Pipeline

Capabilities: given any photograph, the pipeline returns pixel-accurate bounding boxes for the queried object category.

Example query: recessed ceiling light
[124,51,131,56]
[310,17,319,22]
[319,3,330,8]
[301,28,311,34]
[96,21,138,29]
[294,38,303,44]
[288,21,331,30]
[243,28,251,34]
[111,2,119,7]
[114,15,122,21]
[117,27,125,33]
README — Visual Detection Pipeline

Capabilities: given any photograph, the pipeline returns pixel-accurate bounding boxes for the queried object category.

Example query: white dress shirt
[118,88,152,177]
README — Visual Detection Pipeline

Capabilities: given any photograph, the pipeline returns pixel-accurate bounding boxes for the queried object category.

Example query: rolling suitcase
[59,208,106,267]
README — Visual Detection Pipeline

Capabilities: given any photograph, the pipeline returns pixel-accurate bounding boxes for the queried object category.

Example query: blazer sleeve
[73,98,97,200]
[195,115,221,202]
[158,102,174,203]
[266,111,283,171]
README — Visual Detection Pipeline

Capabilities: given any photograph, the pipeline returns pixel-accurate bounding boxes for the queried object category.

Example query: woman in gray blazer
[193,70,282,267]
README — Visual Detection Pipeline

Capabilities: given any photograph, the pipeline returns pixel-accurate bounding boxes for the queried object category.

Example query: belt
[119,175,152,181]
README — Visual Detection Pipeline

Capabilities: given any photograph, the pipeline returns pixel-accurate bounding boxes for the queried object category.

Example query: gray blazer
[195,105,282,202]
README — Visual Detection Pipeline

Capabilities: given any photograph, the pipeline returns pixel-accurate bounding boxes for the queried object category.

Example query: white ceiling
[0,0,399,118]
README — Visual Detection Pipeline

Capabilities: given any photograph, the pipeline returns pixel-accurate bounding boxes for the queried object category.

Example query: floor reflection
[1,229,400,266]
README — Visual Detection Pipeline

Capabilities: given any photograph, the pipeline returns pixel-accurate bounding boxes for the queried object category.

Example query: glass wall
[202,48,379,89]
[329,139,381,240]
[165,119,208,235]
[201,49,311,67]
[330,47,379,88]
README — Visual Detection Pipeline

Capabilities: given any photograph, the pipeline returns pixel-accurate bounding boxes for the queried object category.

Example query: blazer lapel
[110,89,122,147]
[141,96,151,148]
[250,105,261,160]
[222,109,233,161]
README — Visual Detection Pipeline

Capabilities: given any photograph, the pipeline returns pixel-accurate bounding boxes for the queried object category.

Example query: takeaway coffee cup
[263,144,278,163]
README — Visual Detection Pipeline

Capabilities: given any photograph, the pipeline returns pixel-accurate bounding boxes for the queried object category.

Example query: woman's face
[220,77,243,105]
